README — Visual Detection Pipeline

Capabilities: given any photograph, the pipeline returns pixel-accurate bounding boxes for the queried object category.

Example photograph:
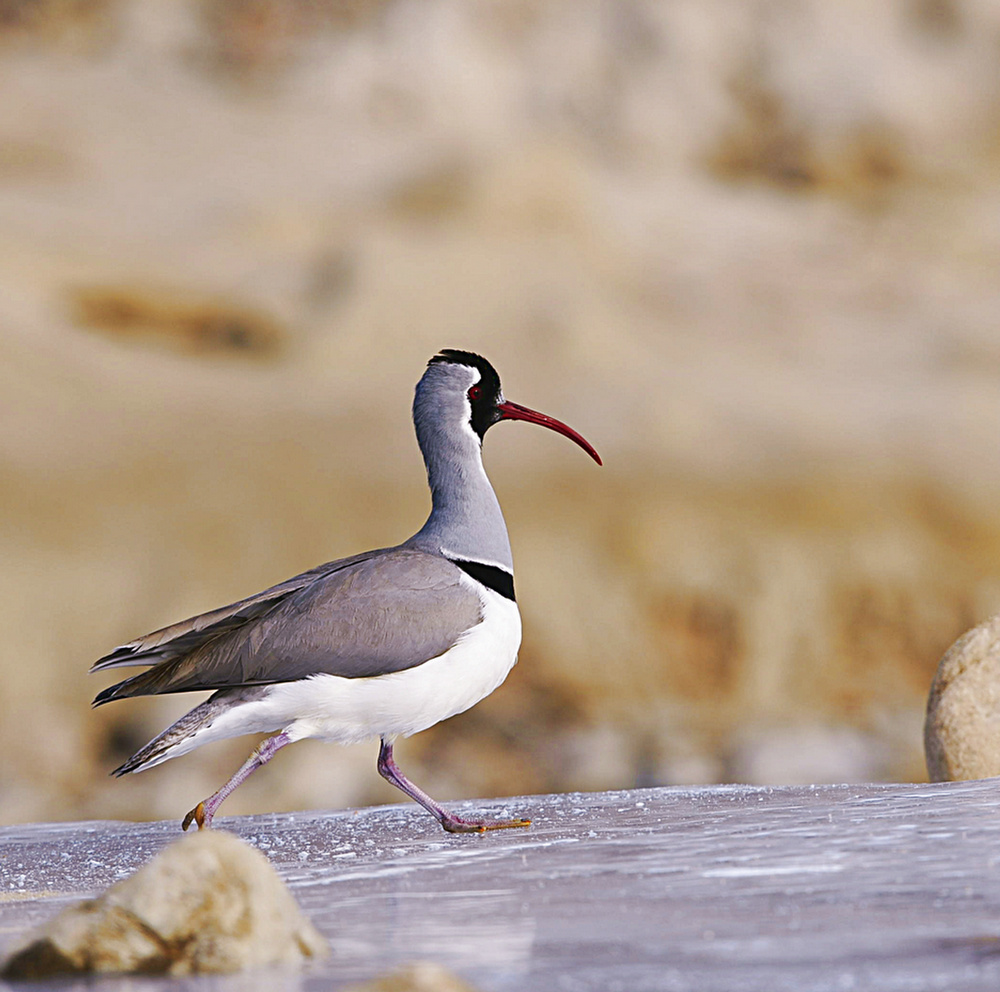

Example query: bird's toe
[181,802,207,831]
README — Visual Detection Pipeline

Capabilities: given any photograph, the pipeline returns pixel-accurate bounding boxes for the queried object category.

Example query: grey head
[406,349,601,572]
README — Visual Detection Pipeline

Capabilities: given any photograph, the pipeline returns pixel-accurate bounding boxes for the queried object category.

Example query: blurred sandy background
[4,0,1000,825]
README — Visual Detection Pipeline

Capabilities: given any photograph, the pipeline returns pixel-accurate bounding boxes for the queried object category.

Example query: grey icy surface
[3,781,1000,991]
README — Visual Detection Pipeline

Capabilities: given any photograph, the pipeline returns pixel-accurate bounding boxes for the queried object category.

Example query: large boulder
[925,614,1000,782]
[2,829,327,978]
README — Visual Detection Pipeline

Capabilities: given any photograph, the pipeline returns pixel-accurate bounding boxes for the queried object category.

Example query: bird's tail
[112,686,274,776]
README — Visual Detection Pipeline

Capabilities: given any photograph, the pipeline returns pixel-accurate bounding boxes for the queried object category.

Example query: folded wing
[93,549,483,704]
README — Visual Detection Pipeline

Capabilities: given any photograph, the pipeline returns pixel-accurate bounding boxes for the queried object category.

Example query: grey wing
[93,549,483,703]
[91,551,379,673]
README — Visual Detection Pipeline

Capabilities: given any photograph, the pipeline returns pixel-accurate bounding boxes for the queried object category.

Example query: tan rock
[1,829,327,978]
[347,961,482,992]
[925,614,1000,781]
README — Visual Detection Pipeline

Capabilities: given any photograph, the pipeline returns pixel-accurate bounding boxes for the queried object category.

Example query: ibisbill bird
[92,349,601,834]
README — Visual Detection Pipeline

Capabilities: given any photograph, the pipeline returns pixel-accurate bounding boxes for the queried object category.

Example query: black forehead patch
[429,349,502,396]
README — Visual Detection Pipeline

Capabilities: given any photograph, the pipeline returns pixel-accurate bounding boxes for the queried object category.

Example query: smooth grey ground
[2,781,1000,991]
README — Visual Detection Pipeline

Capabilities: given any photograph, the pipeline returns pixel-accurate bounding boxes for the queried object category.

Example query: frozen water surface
[3,781,1000,990]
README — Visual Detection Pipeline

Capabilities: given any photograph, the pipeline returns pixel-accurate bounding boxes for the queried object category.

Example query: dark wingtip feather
[90,643,151,673]
[92,679,129,707]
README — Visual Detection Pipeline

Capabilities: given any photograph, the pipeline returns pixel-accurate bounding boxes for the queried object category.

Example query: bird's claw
[181,802,207,831]
[441,816,531,834]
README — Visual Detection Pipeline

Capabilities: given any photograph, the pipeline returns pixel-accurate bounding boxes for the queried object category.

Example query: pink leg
[181,732,292,831]
[377,738,530,834]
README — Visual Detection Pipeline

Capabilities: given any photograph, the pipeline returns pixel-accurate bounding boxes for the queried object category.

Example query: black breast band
[447,558,516,602]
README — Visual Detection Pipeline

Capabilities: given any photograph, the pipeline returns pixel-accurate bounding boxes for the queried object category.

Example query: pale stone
[347,961,482,992]
[925,614,1000,781]
[1,830,327,978]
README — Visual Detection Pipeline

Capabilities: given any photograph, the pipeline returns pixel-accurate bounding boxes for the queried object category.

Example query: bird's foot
[181,801,209,831]
[440,813,531,834]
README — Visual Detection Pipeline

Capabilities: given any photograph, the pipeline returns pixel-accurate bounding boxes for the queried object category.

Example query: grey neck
[405,427,514,573]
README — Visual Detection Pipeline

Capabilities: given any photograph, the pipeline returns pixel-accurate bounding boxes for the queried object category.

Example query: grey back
[94,548,484,701]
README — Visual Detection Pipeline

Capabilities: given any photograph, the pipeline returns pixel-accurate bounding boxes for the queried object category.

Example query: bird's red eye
[468,386,482,401]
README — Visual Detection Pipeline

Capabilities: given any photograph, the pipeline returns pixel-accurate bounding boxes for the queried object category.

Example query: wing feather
[90,552,376,673]
[93,549,482,705]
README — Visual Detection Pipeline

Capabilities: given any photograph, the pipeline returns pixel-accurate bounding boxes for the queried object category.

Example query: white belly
[200,584,521,747]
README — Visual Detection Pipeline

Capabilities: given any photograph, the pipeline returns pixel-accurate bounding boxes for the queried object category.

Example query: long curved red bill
[496,400,602,465]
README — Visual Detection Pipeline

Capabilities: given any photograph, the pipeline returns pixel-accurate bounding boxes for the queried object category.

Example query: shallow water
[3,781,1000,990]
